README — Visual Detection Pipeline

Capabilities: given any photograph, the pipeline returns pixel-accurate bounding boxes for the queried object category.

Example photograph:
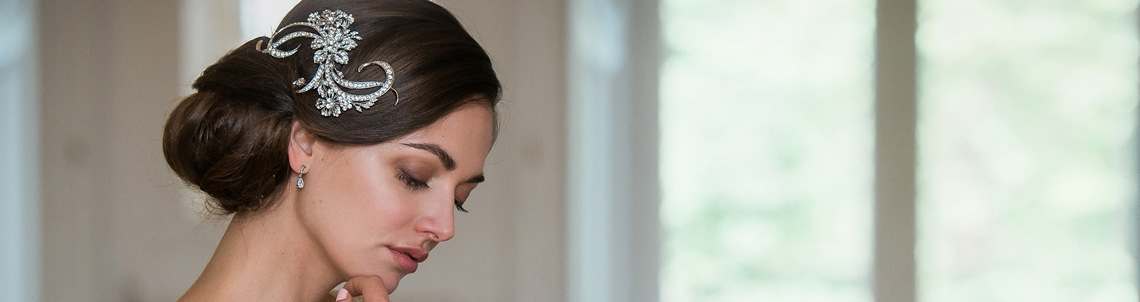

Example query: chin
[381,271,404,293]
[338,258,403,294]
[361,266,405,293]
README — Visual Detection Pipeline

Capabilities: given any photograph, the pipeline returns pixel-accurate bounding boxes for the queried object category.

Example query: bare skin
[179,102,495,302]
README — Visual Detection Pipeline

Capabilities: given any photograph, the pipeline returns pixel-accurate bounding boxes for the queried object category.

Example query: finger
[342,275,390,302]
[334,288,350,302]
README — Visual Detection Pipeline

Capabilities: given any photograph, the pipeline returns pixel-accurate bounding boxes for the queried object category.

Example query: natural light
[661,0,1138,301]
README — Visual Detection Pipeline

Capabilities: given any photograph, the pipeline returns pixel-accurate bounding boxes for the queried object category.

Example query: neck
[180,194,340,302]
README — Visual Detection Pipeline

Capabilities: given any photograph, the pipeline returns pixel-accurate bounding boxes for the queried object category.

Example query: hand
[334,275,390,302]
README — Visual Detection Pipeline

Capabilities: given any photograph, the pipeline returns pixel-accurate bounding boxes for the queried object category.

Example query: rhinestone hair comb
[257,9,399,117]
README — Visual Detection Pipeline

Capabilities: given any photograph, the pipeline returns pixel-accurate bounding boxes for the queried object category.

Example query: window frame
[872,1,918,302]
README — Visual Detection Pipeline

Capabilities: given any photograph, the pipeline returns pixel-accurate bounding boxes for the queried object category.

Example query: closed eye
[397,169,429,190]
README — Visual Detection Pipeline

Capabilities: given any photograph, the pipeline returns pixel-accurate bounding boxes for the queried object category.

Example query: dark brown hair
[163,0,501,214]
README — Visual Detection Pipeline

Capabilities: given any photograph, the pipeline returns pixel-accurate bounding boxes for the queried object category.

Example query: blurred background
[0,0,1136,301]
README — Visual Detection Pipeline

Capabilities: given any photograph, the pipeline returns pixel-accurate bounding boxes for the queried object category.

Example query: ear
[288,120,318,174]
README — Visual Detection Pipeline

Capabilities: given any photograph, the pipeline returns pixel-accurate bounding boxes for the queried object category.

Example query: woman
[163,0,501,301]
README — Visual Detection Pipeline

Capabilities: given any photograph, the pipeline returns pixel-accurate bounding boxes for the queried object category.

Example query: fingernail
[335,288,349,301]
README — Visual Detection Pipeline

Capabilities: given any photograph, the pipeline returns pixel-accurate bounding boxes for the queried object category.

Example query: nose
[415,196,456,243]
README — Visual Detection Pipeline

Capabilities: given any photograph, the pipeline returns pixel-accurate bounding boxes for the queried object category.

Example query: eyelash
[397,169,470,213]
[397,169,430,190]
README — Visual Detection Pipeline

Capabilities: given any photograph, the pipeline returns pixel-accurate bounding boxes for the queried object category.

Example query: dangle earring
[296,165,308,190]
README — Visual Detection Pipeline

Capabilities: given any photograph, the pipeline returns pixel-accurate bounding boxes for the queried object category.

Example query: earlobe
[288,120,317,173]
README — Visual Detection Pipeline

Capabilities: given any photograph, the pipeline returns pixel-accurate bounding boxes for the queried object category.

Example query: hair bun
[162,38,298,213]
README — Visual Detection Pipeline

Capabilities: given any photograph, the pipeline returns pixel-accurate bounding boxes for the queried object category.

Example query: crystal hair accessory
[257,9,399,117]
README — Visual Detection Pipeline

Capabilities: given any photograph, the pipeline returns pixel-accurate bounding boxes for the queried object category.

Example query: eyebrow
[402,143,487,184]
[402,143,456,170]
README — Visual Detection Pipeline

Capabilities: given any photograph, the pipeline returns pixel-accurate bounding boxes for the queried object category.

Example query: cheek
[295,164,419,275]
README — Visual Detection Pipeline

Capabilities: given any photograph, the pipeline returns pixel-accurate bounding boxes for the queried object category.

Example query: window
[654,0,1138,301]
[660,0,875,301]
[240,0,300,40]
[918,0,1138,301]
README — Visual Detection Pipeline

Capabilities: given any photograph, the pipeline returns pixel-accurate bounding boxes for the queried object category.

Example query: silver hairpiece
[257,9,399,117]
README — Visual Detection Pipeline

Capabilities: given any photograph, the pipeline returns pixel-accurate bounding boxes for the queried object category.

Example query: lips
[388,246,429,273]
[390,246,429,262]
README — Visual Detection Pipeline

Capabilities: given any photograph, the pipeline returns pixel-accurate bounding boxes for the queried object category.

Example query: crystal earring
[296,165,308,190]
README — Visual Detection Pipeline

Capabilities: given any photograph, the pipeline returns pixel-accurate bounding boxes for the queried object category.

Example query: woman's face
[293,102,495,292]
